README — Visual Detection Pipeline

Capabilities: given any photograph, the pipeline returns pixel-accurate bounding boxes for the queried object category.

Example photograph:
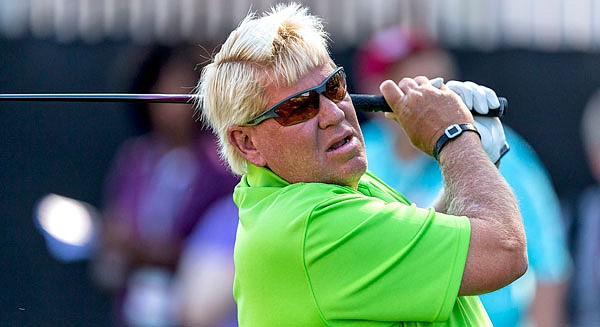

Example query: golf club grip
[350,94,507,118]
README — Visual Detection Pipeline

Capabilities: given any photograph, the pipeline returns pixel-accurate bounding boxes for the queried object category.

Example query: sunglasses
[241,67,347,127]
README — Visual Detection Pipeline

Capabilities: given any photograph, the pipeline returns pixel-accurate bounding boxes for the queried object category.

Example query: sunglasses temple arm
[350,94,507,118]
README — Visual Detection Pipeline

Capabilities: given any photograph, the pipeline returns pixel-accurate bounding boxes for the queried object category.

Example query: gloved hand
[445,80,509,163]
[445,80,500,115]
[473,117,509,163]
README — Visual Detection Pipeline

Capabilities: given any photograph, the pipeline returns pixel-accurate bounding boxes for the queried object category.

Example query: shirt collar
[244,164,291,188]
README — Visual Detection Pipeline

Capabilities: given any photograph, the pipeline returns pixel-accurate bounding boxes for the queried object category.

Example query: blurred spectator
[564,88,600,326]
[175,194,238,326]
[90,46,238,326]
[354,26,571,327]
[353,27,455,207]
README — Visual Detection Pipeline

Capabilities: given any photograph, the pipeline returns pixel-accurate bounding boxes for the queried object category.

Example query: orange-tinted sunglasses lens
[273,69,346,126]
[242,67,347,127]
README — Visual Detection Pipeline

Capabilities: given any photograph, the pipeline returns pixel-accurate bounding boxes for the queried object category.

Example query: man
[198,3,527,326]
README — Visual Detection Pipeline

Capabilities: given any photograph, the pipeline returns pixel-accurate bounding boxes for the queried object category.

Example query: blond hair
[197,3,334,175]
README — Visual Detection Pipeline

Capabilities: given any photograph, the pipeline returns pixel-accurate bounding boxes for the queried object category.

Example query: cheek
[263,139,320,184]
[255,127,318,166]
[278,133,319,165]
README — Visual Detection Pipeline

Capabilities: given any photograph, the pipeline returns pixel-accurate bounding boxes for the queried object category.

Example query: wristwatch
[433,123,480,160]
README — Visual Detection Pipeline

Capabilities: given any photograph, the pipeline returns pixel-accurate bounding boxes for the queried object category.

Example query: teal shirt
[232,164,491,326]
[362,119,443,207]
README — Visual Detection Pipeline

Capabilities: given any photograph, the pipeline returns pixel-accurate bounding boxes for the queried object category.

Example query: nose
[317,94,345,129]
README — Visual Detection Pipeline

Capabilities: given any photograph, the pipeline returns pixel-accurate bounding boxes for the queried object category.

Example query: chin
[336,157,368,187]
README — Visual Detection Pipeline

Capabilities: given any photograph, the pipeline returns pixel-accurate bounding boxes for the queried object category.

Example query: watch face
[445,124,462,138]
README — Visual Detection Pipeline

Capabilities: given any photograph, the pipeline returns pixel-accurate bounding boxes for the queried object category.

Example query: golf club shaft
[0,93,507,117]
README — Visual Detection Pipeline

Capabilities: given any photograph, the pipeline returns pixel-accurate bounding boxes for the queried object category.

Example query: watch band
[433,123,480,160]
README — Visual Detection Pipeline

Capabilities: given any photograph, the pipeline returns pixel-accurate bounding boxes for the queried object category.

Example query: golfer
[198,3,527,326]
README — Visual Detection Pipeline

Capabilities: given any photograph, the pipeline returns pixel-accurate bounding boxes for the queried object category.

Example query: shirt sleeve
[303,193,470,323]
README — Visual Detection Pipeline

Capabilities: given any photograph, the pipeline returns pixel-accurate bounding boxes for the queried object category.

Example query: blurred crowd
[90,46,239,326]
[35,25,600,327]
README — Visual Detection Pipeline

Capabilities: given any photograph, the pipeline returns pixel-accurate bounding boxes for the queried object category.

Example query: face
[237,65,367,189]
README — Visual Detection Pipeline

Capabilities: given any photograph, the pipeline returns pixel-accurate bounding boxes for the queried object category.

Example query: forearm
[433,161,500,213]
[432,190,446,213]
[439,134,514,218]
[378,76,525,294]
[437,133,527,295]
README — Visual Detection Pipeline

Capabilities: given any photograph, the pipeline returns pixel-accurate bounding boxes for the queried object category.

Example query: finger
[380,79,405,112]
[414,76,431,85]
[396,77,418,95]
[397,77,418,89]
[446,81,473,109]
[430,77,444,88]
[484,87,500,109]
[466,81,489,114]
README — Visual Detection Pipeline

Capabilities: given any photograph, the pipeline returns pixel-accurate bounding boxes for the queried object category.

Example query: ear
[227,126,268,167]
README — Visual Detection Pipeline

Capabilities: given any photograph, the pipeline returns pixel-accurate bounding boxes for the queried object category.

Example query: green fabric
[233,164,492,326]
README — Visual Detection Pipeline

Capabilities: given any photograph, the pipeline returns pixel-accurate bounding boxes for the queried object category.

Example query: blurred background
[1,0,600,326]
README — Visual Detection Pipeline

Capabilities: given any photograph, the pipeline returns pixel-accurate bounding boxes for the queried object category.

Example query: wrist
[433,123,481,160]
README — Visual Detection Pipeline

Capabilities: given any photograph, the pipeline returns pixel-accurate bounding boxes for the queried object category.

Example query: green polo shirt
[232,164,491,326]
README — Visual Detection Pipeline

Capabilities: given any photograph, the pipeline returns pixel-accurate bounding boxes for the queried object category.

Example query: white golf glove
[445,80,500,115]
[445,80,509,163]
[473,116,509,163]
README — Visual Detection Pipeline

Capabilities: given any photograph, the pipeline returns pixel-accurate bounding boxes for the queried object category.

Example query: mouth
[327,134,353,152]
